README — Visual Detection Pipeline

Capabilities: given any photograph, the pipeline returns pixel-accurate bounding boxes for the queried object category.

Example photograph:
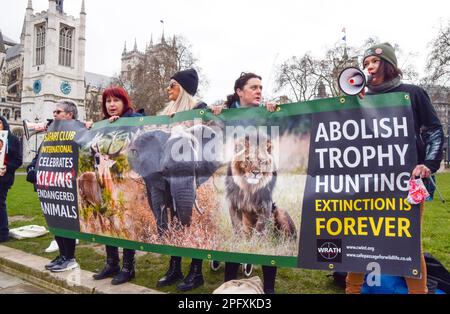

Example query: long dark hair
[225,72,262,108]
[377,60,403,82]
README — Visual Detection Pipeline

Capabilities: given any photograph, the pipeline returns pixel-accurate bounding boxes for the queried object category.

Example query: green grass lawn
[3,174,450,294]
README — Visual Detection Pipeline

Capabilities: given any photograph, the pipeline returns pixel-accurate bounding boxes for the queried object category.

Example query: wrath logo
[317,239,342,263]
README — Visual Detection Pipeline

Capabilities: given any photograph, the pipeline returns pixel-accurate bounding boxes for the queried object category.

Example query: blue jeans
[0,187,9,241]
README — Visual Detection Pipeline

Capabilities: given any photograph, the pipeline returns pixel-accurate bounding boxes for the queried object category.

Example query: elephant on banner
[128,124,222,234]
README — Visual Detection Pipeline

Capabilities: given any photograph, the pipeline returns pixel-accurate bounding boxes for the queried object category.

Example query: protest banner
[35,93,421,277]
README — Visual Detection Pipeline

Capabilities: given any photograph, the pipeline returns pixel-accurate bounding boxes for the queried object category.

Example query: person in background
[92,86,143,285]
[212,72,278,294]
[0,116,22,243]
[26,100,80,272]
[156,69,209,292]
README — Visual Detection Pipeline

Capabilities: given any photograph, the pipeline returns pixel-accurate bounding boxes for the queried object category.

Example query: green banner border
[50,227,297,268]
[92,93,412,129]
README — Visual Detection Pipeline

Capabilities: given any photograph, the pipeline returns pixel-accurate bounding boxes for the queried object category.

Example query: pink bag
[407,178,430,205]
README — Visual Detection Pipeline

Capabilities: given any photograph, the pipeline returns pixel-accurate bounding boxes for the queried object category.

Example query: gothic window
[59,25,73,67]
[9,69,18,84]
[2,109,10,120]
[14,110,21,121]
[35,24,46,66]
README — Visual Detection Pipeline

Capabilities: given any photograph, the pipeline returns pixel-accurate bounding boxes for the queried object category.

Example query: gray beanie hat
[363,42,398,68]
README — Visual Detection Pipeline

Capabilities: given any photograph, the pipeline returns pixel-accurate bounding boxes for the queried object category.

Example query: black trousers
[105,245,135,266]
[170,256,202,268]
[224,262,277,291]
[54,236,76,259]
[0,187,9,241]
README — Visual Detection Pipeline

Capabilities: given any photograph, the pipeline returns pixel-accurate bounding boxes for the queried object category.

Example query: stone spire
[133,39,137,52]
[316,80,327,99]
[20,17,26,44]
[49,0,57,13]
[80,0,86,15]
[123,41,127,54]
[343,46,348,61]
[27,0,33,10]
[161,30,166,45]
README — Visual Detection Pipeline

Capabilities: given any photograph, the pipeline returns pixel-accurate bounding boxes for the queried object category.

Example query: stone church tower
[21,0,86,162]
[121,39,144,83]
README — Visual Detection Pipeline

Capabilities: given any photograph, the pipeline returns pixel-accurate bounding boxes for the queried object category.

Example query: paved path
[0,245,163,294]
[0,271,51,294]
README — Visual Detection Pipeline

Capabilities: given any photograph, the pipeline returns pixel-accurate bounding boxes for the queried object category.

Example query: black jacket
[369,84,444,173]
[121,111,144,118]
[0,116,23,189]
[194,102,208,110]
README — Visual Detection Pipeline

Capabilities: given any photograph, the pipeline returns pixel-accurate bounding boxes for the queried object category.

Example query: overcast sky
[1,0,449,104]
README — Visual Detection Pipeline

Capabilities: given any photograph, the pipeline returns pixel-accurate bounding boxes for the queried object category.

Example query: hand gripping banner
[36,93,422,278]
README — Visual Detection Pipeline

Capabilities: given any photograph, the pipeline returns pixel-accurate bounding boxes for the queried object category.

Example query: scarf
[367,77,402,94]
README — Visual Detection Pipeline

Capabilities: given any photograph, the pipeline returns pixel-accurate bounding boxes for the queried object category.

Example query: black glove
[26,167,37,184]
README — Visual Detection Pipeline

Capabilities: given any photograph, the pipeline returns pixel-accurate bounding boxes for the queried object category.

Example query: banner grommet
[329,264,334,270]
[199,110,205,116]
[276,106,282,112]
[339,98,346,104]
[207,254,212,260]
[412,269,418,276]
[405,95,410,100]
[271,260,276,266]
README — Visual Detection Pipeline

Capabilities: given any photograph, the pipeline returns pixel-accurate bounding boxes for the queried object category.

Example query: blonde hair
[159,85,198,116]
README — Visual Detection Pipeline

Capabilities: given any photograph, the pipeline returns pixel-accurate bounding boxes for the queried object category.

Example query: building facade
[0,31,22,134]
[1,0,114,163]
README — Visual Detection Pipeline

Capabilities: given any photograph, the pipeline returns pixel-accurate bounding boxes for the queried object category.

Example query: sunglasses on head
[169,82,179,89]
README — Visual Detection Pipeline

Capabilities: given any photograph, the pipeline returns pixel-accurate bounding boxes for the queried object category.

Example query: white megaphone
[338,67,372,96]
[23,119,53,140]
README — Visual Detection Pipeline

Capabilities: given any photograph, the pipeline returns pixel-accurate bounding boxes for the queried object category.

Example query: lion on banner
[225,132,297,239]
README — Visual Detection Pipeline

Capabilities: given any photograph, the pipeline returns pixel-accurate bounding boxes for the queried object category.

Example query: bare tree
[120,35,206,116]
[425,21,450,86]
[275,54,316,102]
[275,37,419,101]
[275,46,359,101]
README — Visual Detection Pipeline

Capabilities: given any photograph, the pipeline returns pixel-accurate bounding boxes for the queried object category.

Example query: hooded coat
[0,116,23,189]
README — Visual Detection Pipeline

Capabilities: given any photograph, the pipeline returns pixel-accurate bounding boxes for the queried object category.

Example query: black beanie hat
[363,42,398,68]
[171,68,199,96]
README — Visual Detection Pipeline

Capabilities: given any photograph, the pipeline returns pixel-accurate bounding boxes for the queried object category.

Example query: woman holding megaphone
[345,43,444,294]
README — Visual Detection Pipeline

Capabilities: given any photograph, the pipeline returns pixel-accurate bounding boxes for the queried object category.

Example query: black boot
[262,265,277,294]
[93,246,120,280]
[157,256,184,288]
[176,259,204,292]
[111,249,136,285]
